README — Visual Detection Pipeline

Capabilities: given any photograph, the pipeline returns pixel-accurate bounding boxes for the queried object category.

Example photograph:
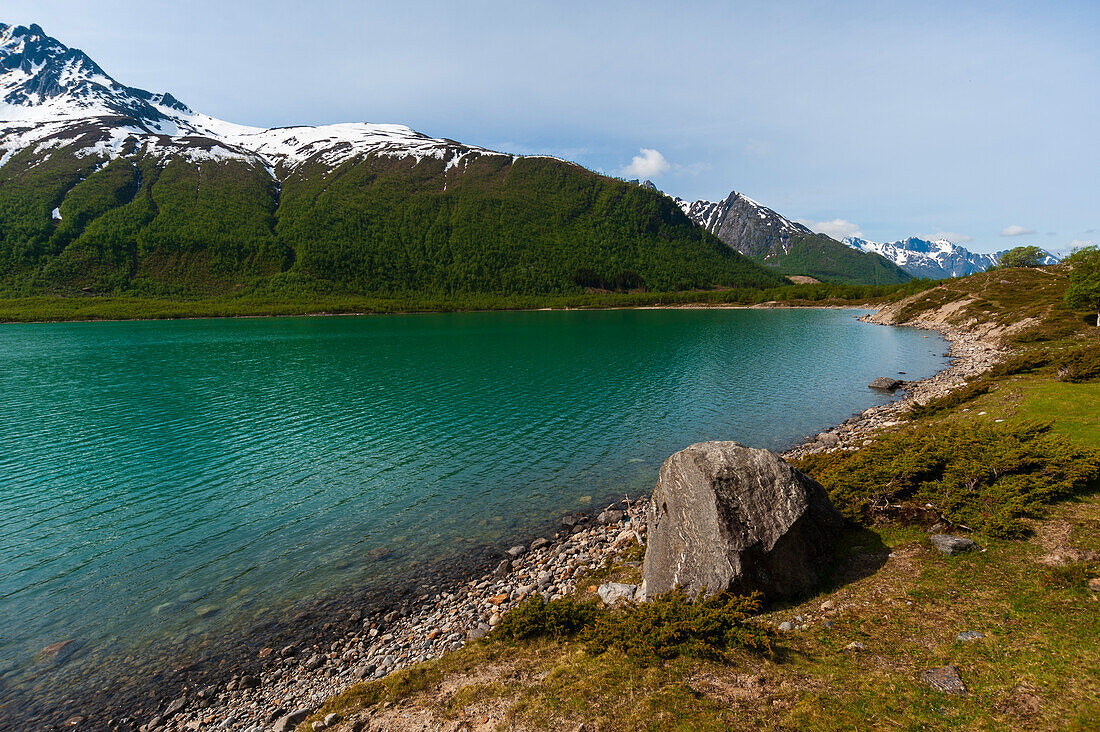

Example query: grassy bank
[0,280,934,323]
[297,265,1100,731]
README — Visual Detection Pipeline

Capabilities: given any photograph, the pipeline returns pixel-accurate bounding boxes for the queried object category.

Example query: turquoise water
[0,309,946,686]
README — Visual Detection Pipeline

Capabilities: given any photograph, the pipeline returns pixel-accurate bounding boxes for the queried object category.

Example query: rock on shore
[641,442,843,600]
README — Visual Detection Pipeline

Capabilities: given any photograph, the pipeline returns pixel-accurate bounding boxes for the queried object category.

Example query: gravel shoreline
[80,307,1005,732]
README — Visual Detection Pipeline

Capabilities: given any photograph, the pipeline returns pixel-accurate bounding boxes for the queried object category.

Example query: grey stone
[162,696,187,719]
[598,509,624,524]
[845,641,866,652]
[869,377,903,391]
[920,666,967,695]
[492,559,512,579]
[536,571,554,589]
[506,545,527,558]
[597,583,638,605]
[324,714,340,726]
[303,653,324,671]
[817,433,840,448]
[778,622,793,632]
[956,631,985,642]
[272,708,312,732]
[238,675,258,689]
[530,537,551,551]
[930,534,979,556]
[642,441,843,600]
[265,707,287,724]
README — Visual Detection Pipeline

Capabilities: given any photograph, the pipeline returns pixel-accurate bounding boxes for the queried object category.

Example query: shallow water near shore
[0,308,948,723]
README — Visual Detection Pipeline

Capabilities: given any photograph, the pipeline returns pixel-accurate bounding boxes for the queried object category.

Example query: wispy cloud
[619,148,670,178]
[797,218,862,240]
[1000,224,1036,237]
[919,231,972,244]
[673,161,711,176]
[1068,239,1094,250]
[744,140,771,157]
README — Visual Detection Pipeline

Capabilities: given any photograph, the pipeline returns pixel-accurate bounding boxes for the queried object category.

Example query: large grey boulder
[869,377,903,391]
[642,441,843,600]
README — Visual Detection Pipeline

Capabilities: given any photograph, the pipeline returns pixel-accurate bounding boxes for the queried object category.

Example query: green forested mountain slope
[0,141,788,296]
[771,231,914,285]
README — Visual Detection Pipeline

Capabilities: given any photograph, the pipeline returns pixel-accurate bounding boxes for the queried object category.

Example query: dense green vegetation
[0,145,791,300]
[1064,245,1100,325]
[794,421,1099,538]
[0,277,938,323]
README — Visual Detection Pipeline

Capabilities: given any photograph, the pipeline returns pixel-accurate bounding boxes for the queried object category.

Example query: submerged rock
[35,639,80,666]
[642,441,843,600]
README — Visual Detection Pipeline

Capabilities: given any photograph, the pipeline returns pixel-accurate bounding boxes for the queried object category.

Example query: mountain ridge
[0,22,789,296]
[844,235,1060,279]
[669,189,912,285]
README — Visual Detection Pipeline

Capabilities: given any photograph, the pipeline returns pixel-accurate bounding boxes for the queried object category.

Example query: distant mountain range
[844,237,1060,279]
[669,190,912,285]
[0,23,786,296]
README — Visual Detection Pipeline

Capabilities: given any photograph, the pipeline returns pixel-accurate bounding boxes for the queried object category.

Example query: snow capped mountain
[843,236,1059,279]
[0,22,511,175]
[671,190,812,260]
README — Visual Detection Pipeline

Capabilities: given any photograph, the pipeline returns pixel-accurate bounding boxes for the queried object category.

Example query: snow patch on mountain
[0,22,510,177]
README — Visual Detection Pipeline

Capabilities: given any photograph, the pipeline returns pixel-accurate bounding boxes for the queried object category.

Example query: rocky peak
[0,21,187,126]
[673,190,812,260]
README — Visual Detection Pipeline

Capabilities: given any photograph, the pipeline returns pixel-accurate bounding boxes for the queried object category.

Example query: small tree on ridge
[1064,245,1100,326]
[998,245,1045,268]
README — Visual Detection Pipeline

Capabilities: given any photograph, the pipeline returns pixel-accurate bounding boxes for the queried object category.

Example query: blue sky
[7,0,1097,253]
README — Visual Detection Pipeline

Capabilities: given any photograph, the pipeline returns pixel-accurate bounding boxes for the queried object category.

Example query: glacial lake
[0,308,948,717]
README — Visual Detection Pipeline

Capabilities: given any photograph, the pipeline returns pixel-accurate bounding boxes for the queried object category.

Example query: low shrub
[583,590,774,664]
[492,595,602,643]
[989,350,1053,378]
[1058,343,1100,382]
[794,421,1100,538]
[906,382,990,420]
[492,591,775,665]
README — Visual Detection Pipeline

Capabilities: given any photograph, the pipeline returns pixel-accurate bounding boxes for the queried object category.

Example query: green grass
[1019,380,1100,444]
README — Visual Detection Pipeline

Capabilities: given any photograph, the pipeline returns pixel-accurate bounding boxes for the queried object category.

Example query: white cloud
[796,218,862,240]
[619,148,670,178]
[919,231,973,244]
[1000,224,1036,237]
[1068,239,1094,250]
